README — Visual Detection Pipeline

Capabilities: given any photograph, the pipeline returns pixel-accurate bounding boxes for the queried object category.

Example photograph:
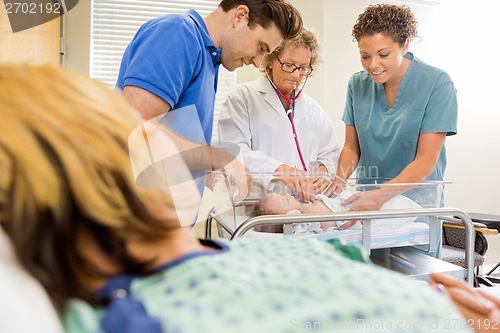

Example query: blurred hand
[223,159,251,201]
[430,273,500,333]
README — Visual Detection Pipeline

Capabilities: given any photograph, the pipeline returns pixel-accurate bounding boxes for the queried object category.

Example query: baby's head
[257,193,302,214]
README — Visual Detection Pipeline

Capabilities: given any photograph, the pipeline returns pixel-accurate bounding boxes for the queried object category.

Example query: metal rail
[227,207,474,285]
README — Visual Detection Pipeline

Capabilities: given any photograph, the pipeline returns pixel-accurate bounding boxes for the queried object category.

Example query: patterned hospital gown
[64,237,471,333]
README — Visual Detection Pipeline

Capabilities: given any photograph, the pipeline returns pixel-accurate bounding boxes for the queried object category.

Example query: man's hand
[223,159,251,201]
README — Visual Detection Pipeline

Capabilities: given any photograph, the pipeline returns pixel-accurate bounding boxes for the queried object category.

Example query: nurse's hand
[338,191,384,230]
[274,164,316,203]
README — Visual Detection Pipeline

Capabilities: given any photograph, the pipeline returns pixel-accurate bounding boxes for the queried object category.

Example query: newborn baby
[257,190,421,233]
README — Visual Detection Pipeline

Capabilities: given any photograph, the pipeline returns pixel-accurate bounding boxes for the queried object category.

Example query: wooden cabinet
[0,1,60,65]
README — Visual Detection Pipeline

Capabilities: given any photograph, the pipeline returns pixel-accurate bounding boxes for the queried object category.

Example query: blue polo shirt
[117,10,222,195]
[117,9,221,144]
[343,53,458,182]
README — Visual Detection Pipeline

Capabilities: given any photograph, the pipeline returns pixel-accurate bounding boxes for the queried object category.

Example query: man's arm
[124,86,171,120]
[124,85,250,199]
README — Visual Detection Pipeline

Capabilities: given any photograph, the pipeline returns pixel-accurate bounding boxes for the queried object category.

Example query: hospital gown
[64,237,470,333]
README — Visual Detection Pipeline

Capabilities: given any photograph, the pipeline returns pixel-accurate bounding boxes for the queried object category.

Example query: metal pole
[230,208,474,286]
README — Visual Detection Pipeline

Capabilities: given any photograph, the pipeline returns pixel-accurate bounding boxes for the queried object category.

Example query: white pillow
[0,229,63,333]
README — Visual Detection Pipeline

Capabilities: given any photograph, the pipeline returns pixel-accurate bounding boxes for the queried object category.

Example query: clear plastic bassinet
[205,171,448,244]
[203,171,478,285]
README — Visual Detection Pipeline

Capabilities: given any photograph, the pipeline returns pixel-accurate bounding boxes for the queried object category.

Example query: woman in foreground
[0,64,474,333]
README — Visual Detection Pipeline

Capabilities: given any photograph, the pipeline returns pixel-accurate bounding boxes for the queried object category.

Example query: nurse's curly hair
[260,28,321,78]
[352,4,419,46]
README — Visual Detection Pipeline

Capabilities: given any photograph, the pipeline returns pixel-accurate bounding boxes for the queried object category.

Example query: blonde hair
[260,28,321,78]
[0,65,177,311]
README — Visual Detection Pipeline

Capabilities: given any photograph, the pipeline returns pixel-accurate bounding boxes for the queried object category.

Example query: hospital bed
[204,171,476,285]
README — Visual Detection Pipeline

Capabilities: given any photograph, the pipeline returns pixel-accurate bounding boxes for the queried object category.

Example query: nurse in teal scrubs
[328,4,457,257]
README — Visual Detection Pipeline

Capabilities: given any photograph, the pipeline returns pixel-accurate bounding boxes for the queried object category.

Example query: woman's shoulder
[348,70,374,87]
[411,55,454,83]
[64,299,101,333]
[298,92,324,112]
[140,12,198,36]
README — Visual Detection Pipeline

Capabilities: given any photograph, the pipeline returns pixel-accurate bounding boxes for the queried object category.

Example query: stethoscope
[266,71,309,171]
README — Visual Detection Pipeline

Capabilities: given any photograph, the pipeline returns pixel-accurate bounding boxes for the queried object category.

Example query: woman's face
[269,46,312,96]
[357,32,408,86]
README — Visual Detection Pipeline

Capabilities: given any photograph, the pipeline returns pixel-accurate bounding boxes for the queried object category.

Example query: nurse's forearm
[336,148,359,180]
[389,157,437,185]
[388,132,446,184]
[363,158,440,205]
[337,125,360,180]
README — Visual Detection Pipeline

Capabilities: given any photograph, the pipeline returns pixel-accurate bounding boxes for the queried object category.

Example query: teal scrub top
[342,53,457,181]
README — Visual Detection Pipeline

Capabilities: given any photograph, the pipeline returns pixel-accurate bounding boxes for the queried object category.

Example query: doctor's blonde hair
[260,28,321,79]
[0,65,178,311]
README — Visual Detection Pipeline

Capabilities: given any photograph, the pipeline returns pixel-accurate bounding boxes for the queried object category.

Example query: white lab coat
[218,77,340,173]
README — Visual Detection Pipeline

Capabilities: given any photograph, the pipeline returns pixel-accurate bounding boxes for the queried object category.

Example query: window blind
[91,0,236,143]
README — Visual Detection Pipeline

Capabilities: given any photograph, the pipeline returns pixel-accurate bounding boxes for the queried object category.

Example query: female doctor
[218,29,340,203]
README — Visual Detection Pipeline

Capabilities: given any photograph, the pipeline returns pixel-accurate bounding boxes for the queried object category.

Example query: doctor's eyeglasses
[276,57,313,76]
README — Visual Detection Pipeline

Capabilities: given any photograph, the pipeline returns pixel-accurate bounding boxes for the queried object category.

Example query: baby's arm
[300,200,337,230]
[300,200,331,214]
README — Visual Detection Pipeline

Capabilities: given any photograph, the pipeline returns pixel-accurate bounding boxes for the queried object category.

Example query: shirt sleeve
[420,72,458,136]
[120,18,202,109]
[342,76,355,127]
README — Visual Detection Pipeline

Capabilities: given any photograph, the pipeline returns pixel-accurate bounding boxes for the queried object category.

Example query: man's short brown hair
[219,0,303,40]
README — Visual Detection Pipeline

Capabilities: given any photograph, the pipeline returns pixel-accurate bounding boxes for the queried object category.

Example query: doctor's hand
[311,164,333,195]
[273,164,316,203]
[430,273,500,333]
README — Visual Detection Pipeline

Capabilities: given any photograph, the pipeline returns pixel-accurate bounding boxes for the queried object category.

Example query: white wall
[65,1,500,217]
[63,0,90,74]
[288,0,500,216]
[314,0,500,266]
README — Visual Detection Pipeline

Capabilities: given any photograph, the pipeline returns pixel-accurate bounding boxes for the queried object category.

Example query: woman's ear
[402,38,410,54]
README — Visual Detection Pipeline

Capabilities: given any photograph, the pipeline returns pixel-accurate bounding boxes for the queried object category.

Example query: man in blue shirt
[117,0,303,199]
